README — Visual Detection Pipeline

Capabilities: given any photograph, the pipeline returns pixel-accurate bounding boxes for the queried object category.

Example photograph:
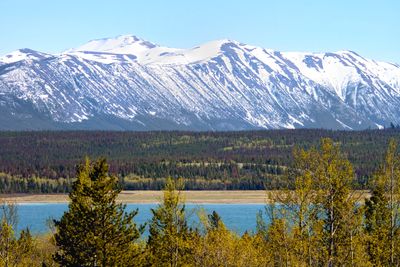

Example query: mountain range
[1,34,399,130]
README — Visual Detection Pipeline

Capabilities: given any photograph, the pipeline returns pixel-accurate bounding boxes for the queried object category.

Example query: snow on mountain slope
[66,35,179,64]
[0,49,53,64]
[0,34,399,130]
[70,35,157,54]
[145,39,239,65]
[64,35,236,65]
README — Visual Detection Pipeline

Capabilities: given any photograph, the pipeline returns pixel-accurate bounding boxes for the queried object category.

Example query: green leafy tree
[0,201,43,266]
[195,213,237,267]
[193,210,265,267]
[275,146,322,265]
[53,158,142,267]
[0,219,15,267]
[366,138,400,266]
[314,138,365,266]
[0,201,19,267]
[384,139,400,266]
[265,217,294,266]
[269,139,367,266]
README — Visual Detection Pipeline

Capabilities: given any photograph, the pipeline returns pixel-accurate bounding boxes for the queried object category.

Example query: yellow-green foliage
[146,178,195,266]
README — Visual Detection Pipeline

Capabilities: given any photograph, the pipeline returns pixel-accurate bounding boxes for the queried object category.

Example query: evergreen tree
[146,177,194,266]
[207,210,222,230]
[14,228,36,266]
[53,158,142,267]
[365,184,391,265]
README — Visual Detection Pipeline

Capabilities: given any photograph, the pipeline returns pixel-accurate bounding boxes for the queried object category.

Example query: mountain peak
[69,34,158,55]
[143,39,241,65]
[0,48,51,64]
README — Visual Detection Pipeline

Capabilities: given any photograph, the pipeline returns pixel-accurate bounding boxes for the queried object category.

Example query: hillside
[0,129,399,192]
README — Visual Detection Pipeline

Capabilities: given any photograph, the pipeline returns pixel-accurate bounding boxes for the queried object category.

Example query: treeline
[0,173,71,193]
[1,138,400,266]
[0,129,399,192]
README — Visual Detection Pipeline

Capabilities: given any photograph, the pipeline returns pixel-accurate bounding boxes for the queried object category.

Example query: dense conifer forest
[0,129,399,192]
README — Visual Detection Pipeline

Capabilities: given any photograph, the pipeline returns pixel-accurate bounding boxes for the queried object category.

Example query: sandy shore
[0,190,370,204]
[0,190,270,204]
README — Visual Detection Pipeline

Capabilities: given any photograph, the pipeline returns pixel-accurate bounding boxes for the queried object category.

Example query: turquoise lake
[15,203,267,235]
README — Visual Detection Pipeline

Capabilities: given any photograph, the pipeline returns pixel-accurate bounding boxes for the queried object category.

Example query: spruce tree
[53,158,142,267]
[146,177,194,266]
[365,184,391,265]
[207,210,222,230]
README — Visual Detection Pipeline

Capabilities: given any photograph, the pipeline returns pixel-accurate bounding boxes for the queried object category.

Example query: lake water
[15,203,267,236]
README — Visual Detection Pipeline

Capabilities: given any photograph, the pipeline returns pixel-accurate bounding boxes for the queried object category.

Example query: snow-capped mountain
[0,34,399,130]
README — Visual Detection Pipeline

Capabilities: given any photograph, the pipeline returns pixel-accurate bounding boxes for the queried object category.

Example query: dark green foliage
[53,158,142,267]
[365,186,390,233]
[0,129,399,192]
[208,211,222,230]
[365,185,391,265]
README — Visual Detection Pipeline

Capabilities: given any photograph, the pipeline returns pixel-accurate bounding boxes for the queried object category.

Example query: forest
[0,129,399,192]
[0,137,400,266]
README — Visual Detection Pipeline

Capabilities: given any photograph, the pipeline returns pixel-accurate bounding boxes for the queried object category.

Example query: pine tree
[146,177,194,267]
[14,228,36,266]
[207,210,221,230]
[365,184,391,265]
[53,158,142,267]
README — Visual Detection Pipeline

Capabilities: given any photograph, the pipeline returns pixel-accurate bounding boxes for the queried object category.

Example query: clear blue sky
[1,0,399,63]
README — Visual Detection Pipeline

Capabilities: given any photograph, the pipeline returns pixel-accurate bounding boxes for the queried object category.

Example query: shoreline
[0,190,270,204]
[0,190,370,204]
